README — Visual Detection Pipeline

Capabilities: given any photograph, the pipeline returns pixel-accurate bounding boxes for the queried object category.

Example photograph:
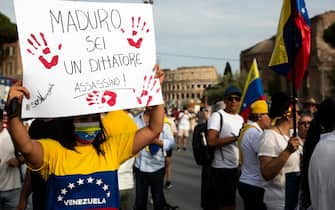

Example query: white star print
[96,179,103,186]
[87,177,94,183]
[56,176,113,204]
[57,195,63,201]
[103,184,109,191]
[301,8,306,14]
[61,188,68,195]
[77,178,84,185]
[68,183,75,189]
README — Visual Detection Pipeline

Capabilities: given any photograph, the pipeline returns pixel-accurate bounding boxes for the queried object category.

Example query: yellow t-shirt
[37,110,137,210]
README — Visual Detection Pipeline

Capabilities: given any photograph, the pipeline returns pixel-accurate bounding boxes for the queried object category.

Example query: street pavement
[164,144,203,210]
[163,141,244,210]
[136,139,244,210]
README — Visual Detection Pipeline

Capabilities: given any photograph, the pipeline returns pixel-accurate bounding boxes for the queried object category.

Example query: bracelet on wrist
[5,98,21,119]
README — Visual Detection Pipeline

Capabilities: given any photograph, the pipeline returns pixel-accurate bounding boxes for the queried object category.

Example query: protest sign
[14,0,162,118]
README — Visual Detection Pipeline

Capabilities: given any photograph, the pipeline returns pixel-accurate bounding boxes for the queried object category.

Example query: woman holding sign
[5,65,164,210]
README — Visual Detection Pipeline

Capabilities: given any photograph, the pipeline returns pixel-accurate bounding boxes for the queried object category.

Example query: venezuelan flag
[268,0,311,90]
[238,59,266,122]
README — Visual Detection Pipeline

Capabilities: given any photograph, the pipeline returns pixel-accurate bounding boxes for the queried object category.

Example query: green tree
[204,70,246,105]
[0,13,18,45]
[323,22,335,48]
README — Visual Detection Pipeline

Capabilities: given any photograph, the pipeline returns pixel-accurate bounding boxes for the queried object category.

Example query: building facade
[0,41,22,108]
[162,66,219,108]
[240,11,335,102]
[0,41,23,80]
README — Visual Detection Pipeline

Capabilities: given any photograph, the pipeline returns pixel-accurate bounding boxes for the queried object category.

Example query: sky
[1,0,334,74]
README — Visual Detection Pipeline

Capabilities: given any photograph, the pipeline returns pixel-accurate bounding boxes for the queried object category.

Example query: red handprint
[101,90,117,106]
[133,73,161,106]
[26,32,62,69]
[86,90,117,107]
[121,16,150,49]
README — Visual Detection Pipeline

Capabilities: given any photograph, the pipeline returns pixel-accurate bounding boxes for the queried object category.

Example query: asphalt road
[161,142,244,210]
[134,139,244,210]
[164,144,203,210]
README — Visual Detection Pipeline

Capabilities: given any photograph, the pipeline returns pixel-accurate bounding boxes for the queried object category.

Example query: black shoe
[182,147,186,151]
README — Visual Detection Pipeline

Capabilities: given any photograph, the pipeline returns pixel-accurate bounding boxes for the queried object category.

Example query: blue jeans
[134,167,165,210]
[0,188,21,210]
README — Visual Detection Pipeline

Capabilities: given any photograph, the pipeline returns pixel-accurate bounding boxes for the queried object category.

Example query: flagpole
[291,0,297,137]
[269,0,311,137]
[291,62,297,137]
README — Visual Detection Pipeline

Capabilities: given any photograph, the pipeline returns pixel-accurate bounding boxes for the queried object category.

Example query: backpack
[192,112,223,165]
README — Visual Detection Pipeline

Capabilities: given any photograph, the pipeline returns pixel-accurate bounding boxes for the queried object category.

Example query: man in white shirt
[177,107,191,151]
[206,86,244,210]
[238,100,271,210]
[308,97,335,210]
[0,110,22,210]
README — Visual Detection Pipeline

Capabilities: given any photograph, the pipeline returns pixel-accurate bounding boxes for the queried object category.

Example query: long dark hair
[92,120,107,155]
[269,92,292,125]
[300,97,335,209]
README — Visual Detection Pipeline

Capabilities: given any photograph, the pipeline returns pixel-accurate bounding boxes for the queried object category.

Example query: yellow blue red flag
[238,59,266,122]
[268,0,311,90]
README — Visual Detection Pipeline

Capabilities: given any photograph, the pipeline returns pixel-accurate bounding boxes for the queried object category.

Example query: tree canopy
[0,13,18,45]
[204,71,246,105]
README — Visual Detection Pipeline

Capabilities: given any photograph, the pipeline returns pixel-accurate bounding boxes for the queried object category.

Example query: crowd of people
[200,85,334,210]
[0,67,334,210]
[0,65,205,210]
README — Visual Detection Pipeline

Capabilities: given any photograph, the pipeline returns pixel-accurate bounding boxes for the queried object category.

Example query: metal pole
[291,0,297,137]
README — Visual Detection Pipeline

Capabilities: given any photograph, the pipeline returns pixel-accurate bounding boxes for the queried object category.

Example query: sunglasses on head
[227,96,241,102]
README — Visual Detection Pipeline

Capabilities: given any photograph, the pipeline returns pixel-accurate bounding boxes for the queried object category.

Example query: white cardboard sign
[14,0,162,118]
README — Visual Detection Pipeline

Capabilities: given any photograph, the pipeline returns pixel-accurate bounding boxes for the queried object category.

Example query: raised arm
[132,65,165,154]
[6,81,43,168]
